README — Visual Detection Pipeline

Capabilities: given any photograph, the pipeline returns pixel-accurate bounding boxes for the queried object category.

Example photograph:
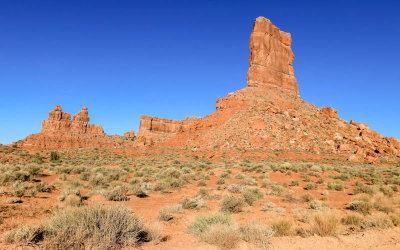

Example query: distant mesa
[14,17,400,163]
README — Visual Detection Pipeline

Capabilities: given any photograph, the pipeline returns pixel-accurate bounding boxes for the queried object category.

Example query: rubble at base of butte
[15,17,400,163]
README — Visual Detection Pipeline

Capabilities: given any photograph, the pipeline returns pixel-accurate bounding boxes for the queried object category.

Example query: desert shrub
[3,205,158,248]
[203,224,241,249]
[267,182,285,196]
[103,185,128,201]
[353,182,376,195]
[64,194,83,207]
[341,214,363,226]
[234,173,246,179]
[373,195,394,214]
[153,181,168,192]
[304,183,316,190]
[271,219,293,236]
[226,184,244,194]
[311,212,339,236]
[196,188,209,198]
[261,202,276,211]
[361,214,394,229]
[328,181,344,191]
[310,200,328,210]
[379,185,394,197]
[197,179,206,186]
[289,180,299,186]
[12,181,27,197]
[157,204,184,221]
[239,221,273,248]
[240,188,264,205]
[333,173,350,181]
[301,193,314,202]
[7,197,22,203]
[34,182,54,193]
[129,184,148,198]
[346,200,373,215]
[188,212,232,237]
[220,196,246,213]
[89,174,108,188]
[239,177,258,186]
[58,188,82,202]
[390,214,400,226]
[50,151,60,162]
[180,196,204,210]
[216,178,225,185]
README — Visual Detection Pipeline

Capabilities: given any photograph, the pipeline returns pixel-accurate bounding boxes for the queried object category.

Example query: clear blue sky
[1,0,399,144]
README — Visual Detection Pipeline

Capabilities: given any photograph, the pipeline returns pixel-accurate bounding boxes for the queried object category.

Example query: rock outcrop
[136,115,201,143]
[15,17,400,164]
[16,106,127,149]
[156,17,400,164]
[124,130,135,138]
[41,106,104,134]
[247,17,299,95]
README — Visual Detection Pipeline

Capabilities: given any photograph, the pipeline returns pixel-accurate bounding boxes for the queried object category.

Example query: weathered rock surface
[155,17,400,164]
[124,130,135,138]
[247,17,299,95]
[16,106,127,149]
[15,17,400,163]
[136,115,201,143]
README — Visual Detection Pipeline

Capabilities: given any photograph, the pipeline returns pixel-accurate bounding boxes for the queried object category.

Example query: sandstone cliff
[157,17,400,164]
[136,115,201,143]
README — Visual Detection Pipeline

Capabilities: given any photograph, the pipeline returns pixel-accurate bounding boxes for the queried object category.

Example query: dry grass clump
[203,224,241,249]
[239,221,273,249]
[188,212,273,249]
[188,212,233,237]
[271,219,293,236]
[240,188,264,205]
[341,214,363,226]
[102,185,128,201]
[346,200,373,215]
[180,196,205,210]
[220,196,246,213]
[310,212,339,236]
[3,205,160,249]
[157,204,184,221]
[361,213,394,229]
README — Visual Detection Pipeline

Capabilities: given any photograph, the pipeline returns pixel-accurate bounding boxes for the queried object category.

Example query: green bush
[50,151,60,162]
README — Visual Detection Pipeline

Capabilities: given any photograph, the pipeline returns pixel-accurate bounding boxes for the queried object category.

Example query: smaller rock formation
[16,106,125,149]
[136,115,201,143]
[320,107,339,119]
[124,130,135,137]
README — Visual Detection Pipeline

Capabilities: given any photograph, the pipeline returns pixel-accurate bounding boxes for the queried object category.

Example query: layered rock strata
[16,106,124,149]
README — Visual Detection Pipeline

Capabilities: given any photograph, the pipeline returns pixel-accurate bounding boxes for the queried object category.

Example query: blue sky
[1,0,399,144]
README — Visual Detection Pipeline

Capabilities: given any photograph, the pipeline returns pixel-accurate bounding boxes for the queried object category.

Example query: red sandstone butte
[16,106,126,149]
[15,17,400,163]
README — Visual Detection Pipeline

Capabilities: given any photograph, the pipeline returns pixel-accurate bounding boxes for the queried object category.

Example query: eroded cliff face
[16,106,125,149]
[41,106,103,134]
[15,17,400,163]
[136,115,201,143]
[158,17,400,164]
[247,17,298,95]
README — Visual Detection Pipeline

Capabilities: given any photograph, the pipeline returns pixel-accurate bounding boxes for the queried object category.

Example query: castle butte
[16,106,131,149]
[15,17,400,163]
